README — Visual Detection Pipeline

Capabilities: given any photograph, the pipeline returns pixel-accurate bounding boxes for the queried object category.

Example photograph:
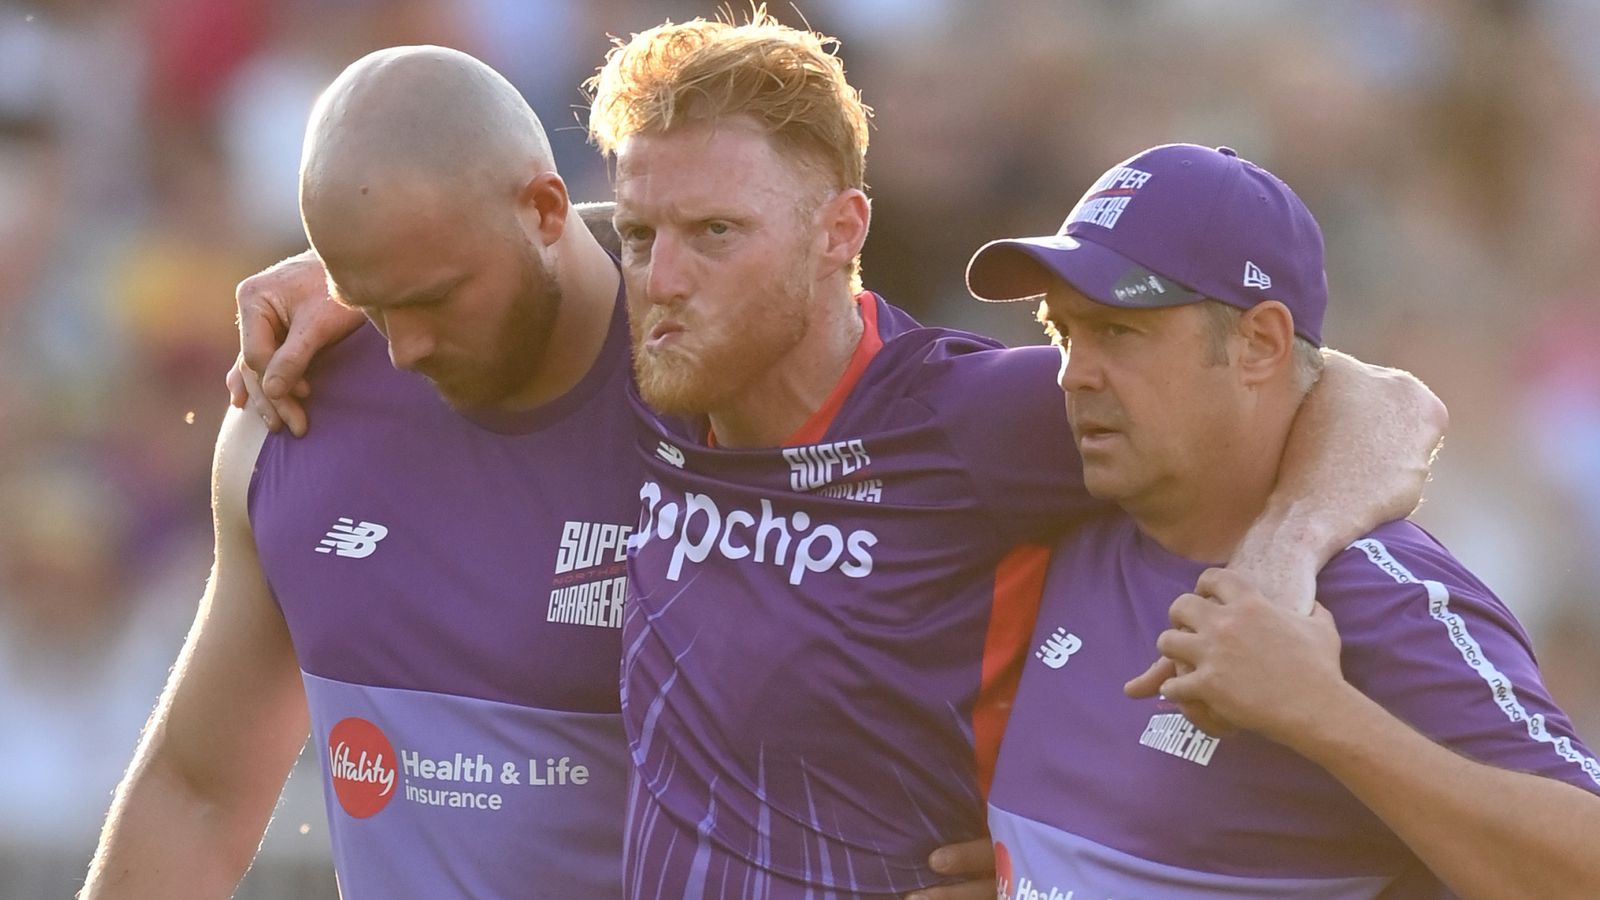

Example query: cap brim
[966,234,1205,309]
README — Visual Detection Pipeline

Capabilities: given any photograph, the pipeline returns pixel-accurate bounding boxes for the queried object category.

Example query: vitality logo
[327,717,398,818]
[994,841,1075,900]
[994,841,1013,900]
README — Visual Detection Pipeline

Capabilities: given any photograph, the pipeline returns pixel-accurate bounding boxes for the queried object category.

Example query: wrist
[1236,495,1342,569]
[1269,680,1381,763]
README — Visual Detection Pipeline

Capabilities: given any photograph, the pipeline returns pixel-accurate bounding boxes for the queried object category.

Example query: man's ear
[815,187,870,281]
[517,171,570,247]
[1235,301,1295,385]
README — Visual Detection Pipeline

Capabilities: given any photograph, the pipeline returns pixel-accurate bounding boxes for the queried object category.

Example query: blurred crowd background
[2,0,1598,895]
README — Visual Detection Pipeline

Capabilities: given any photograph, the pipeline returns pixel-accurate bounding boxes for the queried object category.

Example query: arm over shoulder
[928,344,1102,545]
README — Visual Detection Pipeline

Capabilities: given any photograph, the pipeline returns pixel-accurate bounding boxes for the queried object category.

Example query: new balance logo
[655,441,685,468]
[1034,627,1082,669]
[1243,260,1273,289]
[315,518,389,558]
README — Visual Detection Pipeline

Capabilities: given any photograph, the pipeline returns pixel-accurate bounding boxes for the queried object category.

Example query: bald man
[80,47,636,898]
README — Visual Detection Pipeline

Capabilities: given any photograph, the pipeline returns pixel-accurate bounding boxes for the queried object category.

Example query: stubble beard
[630,257,812,418]
[428,249,562,411]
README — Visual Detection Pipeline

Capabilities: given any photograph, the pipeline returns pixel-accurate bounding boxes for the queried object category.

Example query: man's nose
[643,232,691,305]
[382,311,436,371]
[1057,341,1101,393]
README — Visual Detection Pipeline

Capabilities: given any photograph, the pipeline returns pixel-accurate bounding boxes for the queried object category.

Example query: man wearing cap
[969,143,1600,899]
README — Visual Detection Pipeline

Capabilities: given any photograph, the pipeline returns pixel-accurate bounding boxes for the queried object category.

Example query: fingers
[1154,628,1202,664]
[236,361,284,433]
[226,354,249,409]
[1195,567,1258,602]
[1167,591,1218,631]
[927,838,993,878]
[238,300,288,381]
[1175,699,1237,737]
[261,337,313,402]
[1124,655,1175,698]
[233,352,309,436]
[260,325,322,437]
[276,395,309,439]
[1147,666,1236,735]
[904,837,997,898]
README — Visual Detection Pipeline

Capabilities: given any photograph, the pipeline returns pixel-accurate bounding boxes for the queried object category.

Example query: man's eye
[705,222,730,236]
[620,225,653,244]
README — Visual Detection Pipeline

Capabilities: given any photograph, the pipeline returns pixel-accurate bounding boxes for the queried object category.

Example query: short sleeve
[1325,528,1600,795]
[924,344,1105,546]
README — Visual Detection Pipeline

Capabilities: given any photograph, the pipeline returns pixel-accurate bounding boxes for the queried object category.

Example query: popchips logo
[633,481,877,585]
[328,717,397,819]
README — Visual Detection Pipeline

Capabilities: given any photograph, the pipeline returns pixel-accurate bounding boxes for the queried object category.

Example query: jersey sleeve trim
[1349,537,1600,790]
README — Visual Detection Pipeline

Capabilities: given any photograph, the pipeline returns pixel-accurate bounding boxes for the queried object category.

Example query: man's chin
[633,354,718,417]
[1080,468,1132,502]
[427,375,504,412]
[635,379,714,417]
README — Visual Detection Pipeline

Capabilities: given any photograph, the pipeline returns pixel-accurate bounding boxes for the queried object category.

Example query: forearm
[1232,351,1447,607]
[1286,687,1600,900]
[82,748,274,898]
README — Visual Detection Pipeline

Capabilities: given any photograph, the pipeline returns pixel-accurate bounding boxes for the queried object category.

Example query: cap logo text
[1065,165,1153,231]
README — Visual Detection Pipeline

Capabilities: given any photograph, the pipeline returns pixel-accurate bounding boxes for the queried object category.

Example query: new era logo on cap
[1243,261,1272,290]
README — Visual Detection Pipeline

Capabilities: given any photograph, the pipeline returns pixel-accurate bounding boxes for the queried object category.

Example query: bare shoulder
[575,201,621,257]
[212,406,271,529]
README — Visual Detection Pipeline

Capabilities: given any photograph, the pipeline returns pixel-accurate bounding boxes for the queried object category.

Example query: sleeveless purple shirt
[249,292,639,898]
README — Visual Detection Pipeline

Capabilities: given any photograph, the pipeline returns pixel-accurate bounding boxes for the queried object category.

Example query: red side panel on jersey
[973,543,1050,799]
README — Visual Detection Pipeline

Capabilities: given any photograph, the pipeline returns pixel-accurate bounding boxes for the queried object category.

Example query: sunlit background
[3,0,1598,895]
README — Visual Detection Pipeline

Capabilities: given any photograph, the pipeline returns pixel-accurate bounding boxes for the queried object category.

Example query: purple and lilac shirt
[249,293,638,898]
[990,515,1600,899]
[621,293,1101,897]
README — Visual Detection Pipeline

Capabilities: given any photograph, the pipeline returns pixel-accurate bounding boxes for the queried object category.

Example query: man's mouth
[645,320,684,348]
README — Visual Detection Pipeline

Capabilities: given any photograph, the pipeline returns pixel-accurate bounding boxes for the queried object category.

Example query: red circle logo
[993,840,1013,900]
[327,717,398,818]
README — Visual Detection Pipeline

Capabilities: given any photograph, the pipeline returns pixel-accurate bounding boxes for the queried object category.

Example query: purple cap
[966,143,1327,345]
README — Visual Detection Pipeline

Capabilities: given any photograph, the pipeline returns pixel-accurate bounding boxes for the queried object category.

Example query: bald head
[300,45,555,236]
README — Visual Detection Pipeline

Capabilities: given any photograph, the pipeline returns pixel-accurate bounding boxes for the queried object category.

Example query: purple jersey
[990,516,1600,899]
[621,293,1101,897]
[249,293,638,898]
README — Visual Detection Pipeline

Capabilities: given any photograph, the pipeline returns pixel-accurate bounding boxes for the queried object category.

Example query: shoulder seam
[1348,538,1600,789]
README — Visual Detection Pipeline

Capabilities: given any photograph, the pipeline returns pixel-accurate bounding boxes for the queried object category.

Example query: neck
[708,284,863,448]
[1129,405,1294,563]
[497,223,620,411]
